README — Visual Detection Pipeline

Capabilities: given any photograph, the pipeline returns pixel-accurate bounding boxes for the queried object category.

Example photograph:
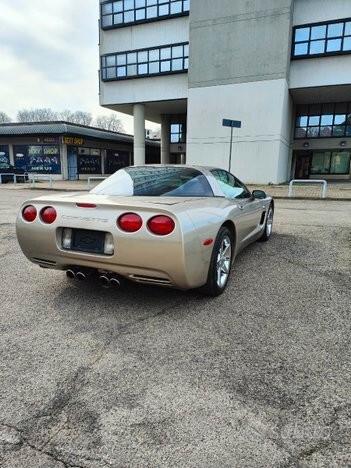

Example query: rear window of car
[91,167,214,197]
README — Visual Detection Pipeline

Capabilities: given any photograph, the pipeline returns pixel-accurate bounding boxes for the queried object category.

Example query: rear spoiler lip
[19,200,183,219]
[19,195,212,217]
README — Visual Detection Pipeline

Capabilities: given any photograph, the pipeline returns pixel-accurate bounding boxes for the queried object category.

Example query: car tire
[200,226,235,297]
[258,204,274,242]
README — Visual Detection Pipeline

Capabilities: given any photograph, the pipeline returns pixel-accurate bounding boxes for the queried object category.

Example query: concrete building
[0,122,159,180]
[99,0,351,183]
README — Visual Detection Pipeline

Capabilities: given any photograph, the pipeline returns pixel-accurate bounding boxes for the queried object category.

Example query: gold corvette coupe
[16,166,274,296]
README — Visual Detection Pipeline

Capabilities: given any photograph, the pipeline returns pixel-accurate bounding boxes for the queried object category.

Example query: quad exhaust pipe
[99,274,121,288]
[66,268,92,281]
[66,269,76,279]
[99,274,110,287]
[110,277,121,288]
[66,269,121,288]
[76,271,87,281]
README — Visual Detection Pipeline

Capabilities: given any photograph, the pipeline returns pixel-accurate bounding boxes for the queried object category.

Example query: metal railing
[0,173,27,184]
[288,179,328,199]
[29,174,54,188]
[87,177,107,190]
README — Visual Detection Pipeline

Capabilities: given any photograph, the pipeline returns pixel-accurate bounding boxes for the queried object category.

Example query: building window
[105,150,130,174]
[101,42,189,81]
[77,148,102,174]
[170,123,186,143]
[14,145,61,174]
[295,102,351,139]
[101,0,190,29]
[292,18,351,59]
[0,145,10,169]
[310,151,350,175]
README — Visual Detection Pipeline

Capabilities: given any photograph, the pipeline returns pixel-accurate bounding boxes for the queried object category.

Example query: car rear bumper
[16,217,209,290]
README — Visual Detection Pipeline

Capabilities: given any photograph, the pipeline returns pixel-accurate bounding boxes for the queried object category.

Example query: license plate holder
[71,229,106,254]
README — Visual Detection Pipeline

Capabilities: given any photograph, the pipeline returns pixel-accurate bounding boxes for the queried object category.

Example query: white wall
[99,16,189,106]
[290,1,351,89]
[293,0,351,25]
[100,74,188,107]
[290,55,351,89]
[100,16,189,55]
[186,79,292,184]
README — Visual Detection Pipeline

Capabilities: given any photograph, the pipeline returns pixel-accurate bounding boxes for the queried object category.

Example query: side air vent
[260,212,266,225]
[32,258,57,266]
[129,275,172,286]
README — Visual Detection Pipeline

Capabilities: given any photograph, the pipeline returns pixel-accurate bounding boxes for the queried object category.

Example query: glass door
[294,151,312,179]
[67,146,78,180]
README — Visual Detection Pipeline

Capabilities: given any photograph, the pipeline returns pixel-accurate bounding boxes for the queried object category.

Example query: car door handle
[238,204,245,210]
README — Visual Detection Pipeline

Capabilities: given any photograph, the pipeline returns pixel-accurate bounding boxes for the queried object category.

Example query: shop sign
[63,136,84,146]
[36,137,59,144]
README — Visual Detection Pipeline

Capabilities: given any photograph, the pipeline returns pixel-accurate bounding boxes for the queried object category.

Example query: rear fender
[183,207,235,286]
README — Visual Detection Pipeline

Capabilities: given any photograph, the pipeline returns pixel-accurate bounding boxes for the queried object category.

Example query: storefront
[292,102,351,180]
[0,122,160,180]
[14,144,61,174]
[0,145,10,170]
[105,149,130,174]
[293,149,351,179]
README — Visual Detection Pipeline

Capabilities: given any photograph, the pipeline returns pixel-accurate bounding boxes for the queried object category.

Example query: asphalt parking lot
[0,189,350,468]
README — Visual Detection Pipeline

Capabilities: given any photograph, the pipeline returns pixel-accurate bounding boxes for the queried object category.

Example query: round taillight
[40,206,57,224]
[22,205,37,222]
[118,213,143,233]
[148,215,175,236]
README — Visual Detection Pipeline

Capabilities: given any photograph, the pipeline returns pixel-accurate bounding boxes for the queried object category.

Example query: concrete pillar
[101,149,106,175]
[60,143,68,180]
[9,144,14,166]
[133,104,145,165]
[161,114,170,164]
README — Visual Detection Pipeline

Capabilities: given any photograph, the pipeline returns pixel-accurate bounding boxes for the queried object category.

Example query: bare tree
[17,108,58,122]
[71,111,93,126]
[95,114,124,133]
[15,108,93,126]
[59,110,93,126]
[0,112,12,124]
[14,108,123,130]
[59,109,74,122]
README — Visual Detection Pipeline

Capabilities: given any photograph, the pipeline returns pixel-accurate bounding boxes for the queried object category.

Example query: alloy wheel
[266,208,274,237]
[216,235,232,288]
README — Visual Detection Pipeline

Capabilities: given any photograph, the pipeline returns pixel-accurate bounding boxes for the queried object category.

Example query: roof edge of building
[0,121,134,138]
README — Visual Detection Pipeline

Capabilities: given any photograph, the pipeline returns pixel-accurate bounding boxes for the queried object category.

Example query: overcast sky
[0,0,154,133]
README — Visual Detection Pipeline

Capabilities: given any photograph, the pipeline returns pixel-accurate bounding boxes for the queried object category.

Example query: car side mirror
[252,190,267,199]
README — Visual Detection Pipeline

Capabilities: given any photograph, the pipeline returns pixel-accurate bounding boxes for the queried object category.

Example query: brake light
[147,215,175,236]
[40,206,57,224]
[118,213,143,233]
[22,205,37,222]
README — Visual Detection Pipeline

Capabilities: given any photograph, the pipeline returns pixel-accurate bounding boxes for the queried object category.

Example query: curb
[28,188,88,192]
[270,196,351,202]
